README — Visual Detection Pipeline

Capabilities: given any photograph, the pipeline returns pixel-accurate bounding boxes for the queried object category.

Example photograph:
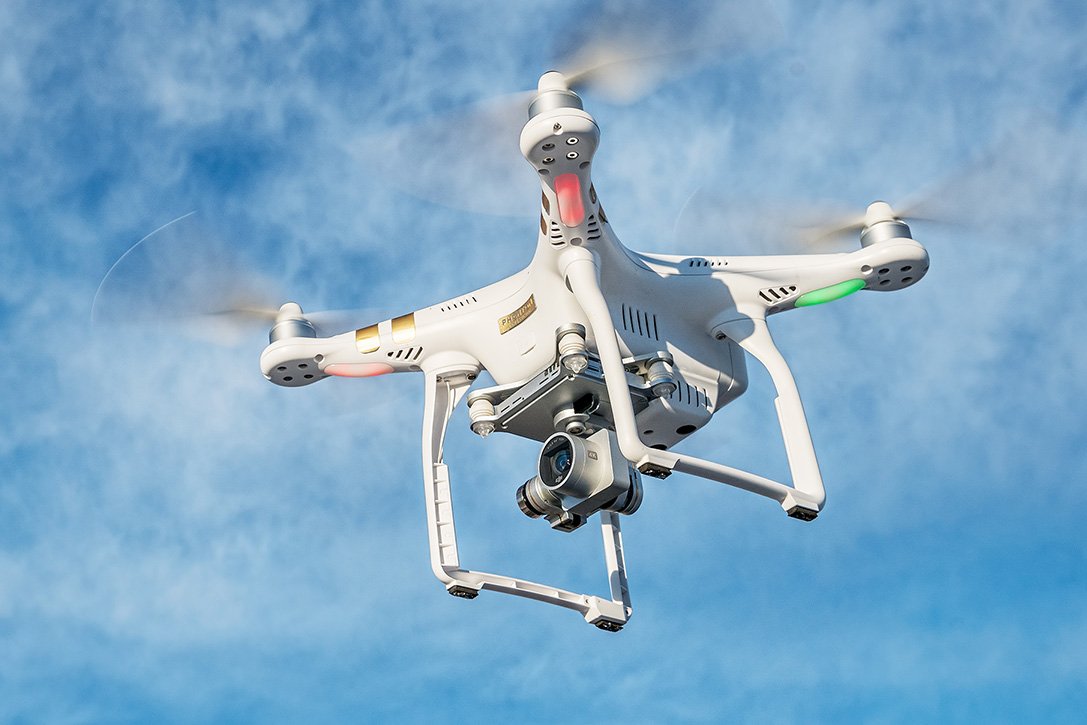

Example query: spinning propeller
[365,0,782,217]
[674,115,1059,256]
[91,212,386,346]
[793,199,943,250]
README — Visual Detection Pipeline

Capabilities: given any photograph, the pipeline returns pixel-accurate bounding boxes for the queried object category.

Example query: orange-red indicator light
[554,173,585,227]
[325,363,395,378]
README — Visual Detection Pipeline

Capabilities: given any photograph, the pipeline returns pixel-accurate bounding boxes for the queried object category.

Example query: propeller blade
[556,0,782,104]
[93,213,279,321]
[674,191,958,254]
[676,116,1083,254]
[672,192,861,255]
[362,0,781,216]
[356,92,539,218]
[92,213,389,346]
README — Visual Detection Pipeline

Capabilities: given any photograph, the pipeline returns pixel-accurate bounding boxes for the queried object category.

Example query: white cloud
[1,0,1085,720]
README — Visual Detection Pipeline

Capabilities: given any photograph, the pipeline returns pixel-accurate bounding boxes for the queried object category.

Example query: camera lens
[538,432,607,498]
[539,434,582,489]
[551,449,573,479]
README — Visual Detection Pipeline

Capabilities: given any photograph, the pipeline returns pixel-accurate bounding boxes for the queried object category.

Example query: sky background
[2,0,1085,722]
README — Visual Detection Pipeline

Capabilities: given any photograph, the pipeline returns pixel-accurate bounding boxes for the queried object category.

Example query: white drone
[258,70,928,631]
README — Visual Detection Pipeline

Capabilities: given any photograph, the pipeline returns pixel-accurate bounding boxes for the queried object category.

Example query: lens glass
[550,448,572,481]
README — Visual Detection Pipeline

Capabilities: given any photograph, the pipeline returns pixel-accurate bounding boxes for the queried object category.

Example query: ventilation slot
[549,221,565,246]
[586,214,601,241]
[758,285,798,303]
[620,303,659,341]
[387,347,424,361]
[439,296,478,313]
[685,257,727,269]
[667,382,711,410]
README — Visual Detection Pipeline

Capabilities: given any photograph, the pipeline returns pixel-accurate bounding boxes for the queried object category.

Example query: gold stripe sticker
[498,294,536,334]
[355,324,380,353]
[391,312,416,344]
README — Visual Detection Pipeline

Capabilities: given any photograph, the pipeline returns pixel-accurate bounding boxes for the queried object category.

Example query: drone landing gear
[559,247,826,519]
[420,364,632,630]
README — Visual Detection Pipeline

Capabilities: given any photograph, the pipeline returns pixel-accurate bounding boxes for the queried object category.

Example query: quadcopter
[257,70,929,631]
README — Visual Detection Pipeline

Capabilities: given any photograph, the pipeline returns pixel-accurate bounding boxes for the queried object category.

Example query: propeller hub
[857,201,913,248]
[529,72,583,119]
[537,70,570,93]
[269,302,317,343]
[863,200,896,227]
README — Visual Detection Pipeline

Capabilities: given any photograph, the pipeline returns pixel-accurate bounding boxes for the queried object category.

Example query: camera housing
[517,428,642,531]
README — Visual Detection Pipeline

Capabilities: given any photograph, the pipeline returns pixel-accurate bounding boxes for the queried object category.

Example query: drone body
[259,72,928,630]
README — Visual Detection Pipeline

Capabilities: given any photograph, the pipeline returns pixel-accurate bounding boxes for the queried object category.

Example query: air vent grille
[549,221,564,246]
[686,257,727,269]
[758,285,798,303]
[586,214,601,241]
[620,303,659,341]
[668,382,711,411]
[388,347,423,361]
[439,296,477,313]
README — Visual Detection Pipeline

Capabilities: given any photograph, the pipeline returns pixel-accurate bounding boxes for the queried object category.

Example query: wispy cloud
[1,0,1085,721]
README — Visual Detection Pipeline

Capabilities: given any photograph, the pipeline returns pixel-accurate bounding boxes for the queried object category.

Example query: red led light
[554,173,585,227]
[325,363,395,378]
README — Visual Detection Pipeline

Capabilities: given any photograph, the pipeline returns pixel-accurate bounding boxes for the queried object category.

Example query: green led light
[794,278,866,307]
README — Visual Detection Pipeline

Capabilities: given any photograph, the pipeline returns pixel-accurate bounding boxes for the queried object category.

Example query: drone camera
[516,429,642,531]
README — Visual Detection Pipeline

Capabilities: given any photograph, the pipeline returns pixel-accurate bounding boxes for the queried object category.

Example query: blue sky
[2,1,1085,722]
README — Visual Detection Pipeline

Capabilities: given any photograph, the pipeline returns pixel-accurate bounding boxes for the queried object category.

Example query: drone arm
[419,358,632,628]
[560,247,824,517]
